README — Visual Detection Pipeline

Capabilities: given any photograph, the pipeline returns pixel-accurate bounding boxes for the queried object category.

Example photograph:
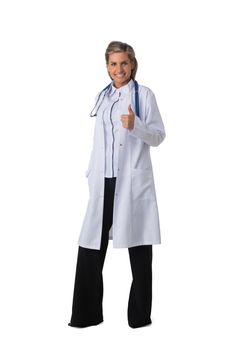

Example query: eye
[122,61,129,66]
[110,62,116,66]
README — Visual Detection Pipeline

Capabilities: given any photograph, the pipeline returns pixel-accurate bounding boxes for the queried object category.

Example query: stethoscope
[90,80,140,119]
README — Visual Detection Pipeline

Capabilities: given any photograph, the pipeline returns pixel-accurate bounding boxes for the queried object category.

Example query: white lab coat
[78,81,166,249]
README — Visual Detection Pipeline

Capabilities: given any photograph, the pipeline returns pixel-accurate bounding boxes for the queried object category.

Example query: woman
[68,41,166,328]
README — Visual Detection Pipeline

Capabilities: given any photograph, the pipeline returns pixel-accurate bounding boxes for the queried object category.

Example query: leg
[68,177,116,328]
[127,245,153,328]
[68,246,104,327]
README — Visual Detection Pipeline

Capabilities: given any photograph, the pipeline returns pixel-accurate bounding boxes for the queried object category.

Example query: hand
[120,105,135,130]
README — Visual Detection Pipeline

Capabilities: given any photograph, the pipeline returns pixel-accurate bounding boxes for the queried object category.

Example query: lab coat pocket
[131,168,156,201]
[85,167,93,197]
[85,149,94,178]
[85,168,91,178]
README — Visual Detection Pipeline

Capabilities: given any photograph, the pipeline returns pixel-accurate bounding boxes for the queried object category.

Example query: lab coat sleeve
[129,89,166,147]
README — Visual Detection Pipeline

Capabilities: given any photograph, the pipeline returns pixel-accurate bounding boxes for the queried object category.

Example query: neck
[113,78,131,88]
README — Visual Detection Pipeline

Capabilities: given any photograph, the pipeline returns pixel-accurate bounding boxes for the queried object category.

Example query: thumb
[128,104,134,114]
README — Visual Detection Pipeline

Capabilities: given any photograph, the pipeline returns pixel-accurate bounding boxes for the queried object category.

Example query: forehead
[108,52,130,62]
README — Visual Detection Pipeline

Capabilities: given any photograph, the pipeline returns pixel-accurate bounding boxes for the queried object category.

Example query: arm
[129,89,166,147]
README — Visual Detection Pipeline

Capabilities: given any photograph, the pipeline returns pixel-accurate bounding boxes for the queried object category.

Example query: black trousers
[68,177,152,328]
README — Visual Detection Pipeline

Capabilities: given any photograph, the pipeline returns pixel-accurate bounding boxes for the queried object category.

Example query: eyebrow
[109,60,130,64]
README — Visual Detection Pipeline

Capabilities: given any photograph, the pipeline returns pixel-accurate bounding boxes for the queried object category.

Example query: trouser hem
[128,318,152,329]
[68,319,103,328]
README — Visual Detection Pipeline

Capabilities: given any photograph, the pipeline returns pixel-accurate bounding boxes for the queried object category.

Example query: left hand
[120,104,135,130]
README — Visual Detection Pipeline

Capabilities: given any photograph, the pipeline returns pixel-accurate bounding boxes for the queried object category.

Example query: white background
[1,0,233,349]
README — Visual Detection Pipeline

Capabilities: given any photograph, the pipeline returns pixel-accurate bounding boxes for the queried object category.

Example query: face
[107,52,134,88]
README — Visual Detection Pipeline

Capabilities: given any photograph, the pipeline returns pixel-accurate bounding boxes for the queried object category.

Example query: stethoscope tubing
[90,80,140,118]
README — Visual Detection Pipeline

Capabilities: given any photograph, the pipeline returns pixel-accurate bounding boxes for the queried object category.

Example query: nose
[116,64,123,73]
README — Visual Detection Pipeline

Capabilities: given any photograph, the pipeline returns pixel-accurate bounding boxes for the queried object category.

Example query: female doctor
[68,41,166,328]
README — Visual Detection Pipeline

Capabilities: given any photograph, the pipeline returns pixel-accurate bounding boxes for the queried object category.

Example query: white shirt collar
[108,79,134,97]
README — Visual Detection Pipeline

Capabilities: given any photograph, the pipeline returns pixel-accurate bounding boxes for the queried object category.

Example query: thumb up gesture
[120,105,135,130]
